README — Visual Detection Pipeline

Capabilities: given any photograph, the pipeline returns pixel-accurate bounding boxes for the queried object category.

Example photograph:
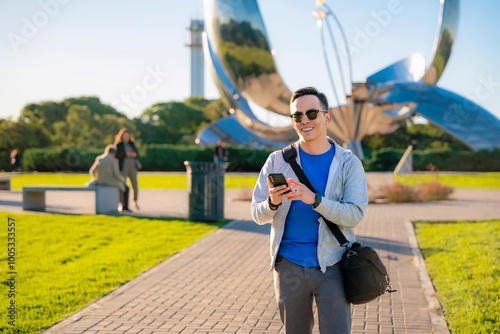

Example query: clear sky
[1,0,499,121]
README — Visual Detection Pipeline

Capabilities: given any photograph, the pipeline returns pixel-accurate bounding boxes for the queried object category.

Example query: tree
[63,96,125,117]
[16,96,132,149]
[361,116,467,151]
[20,101,67,133]
[0,118,51,170]
[184,96,212,110]
[137,101,208,144]
[1,96,225,151]
[203,99,229,122]
[183,96,228,122]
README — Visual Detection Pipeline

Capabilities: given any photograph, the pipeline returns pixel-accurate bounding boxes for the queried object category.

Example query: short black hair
[105,144,116,155]
[290,86,328,111]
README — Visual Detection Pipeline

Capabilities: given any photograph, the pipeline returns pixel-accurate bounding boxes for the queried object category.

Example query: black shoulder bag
[282,144,395,304]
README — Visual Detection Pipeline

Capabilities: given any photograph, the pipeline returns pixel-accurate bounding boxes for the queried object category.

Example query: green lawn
[0,212,225,334]
[8,172,500,191]
[8,173,259,190]
[395,172,500,189]
[414,219,500,333]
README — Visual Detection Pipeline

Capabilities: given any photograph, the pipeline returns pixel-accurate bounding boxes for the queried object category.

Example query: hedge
[18,145,275,172]
[16,145,500,172]
[0,150,10,172]
[140,144,274,172]
[363,148,500,172]
[362,148,405,172]
[142,145,212,171]
[22,147,103,172]
[412,149,500,171]
[225,146,274,172]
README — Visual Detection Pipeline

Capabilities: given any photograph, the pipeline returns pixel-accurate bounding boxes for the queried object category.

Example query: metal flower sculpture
[198,0,500,157]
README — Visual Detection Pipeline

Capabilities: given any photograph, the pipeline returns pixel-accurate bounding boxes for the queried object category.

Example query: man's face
[290,94,331,143]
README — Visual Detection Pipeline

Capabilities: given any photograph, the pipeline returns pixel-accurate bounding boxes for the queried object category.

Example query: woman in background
[10,149,21,172]
[114,128,140,210]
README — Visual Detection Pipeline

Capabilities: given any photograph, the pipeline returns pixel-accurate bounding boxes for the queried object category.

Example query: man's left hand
[284,178,316,205]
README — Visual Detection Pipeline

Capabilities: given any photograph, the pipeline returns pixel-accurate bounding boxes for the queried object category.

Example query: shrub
[384,180,454,203]
[419,179,454,201]
[384,183,422,203]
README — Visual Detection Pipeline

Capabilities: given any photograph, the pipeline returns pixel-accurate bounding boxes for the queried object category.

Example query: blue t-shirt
[278,143,335,267]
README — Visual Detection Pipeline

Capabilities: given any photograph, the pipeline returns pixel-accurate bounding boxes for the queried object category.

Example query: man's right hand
[267,178,291,206]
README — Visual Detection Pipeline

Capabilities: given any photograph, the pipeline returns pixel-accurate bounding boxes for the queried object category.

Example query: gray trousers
[121,158,139,202]
[273,256,351,334]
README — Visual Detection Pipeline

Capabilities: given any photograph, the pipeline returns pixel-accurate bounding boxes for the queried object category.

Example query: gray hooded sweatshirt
[251,139,368,273]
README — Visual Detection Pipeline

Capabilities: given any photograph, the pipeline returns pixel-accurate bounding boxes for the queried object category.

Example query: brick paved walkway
[1,184,498,333]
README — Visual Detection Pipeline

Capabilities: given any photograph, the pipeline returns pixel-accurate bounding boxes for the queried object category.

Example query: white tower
[187,19,204,97]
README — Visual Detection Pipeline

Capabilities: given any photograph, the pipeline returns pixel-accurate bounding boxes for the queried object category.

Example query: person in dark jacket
[10,149,21,172]
[213,140,228,163]
[114,127,140,210]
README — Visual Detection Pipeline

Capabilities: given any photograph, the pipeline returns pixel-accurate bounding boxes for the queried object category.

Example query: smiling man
[251,86,368,333]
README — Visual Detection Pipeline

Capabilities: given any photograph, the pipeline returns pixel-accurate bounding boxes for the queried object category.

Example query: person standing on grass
[90,145,131,213]
[251,86,368,334]
[115,127,140,210]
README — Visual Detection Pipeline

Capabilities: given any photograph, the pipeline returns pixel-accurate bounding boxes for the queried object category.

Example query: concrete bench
[0,177,11,190]
[22,186,119,214]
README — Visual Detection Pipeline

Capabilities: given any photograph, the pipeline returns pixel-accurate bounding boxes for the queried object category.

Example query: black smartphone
[268,173,291,193]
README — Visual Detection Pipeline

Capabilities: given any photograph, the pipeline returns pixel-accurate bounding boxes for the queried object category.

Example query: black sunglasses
[290,109,328,122]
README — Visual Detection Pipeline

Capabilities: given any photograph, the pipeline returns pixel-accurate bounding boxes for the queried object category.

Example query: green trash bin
[184,161,228,221]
